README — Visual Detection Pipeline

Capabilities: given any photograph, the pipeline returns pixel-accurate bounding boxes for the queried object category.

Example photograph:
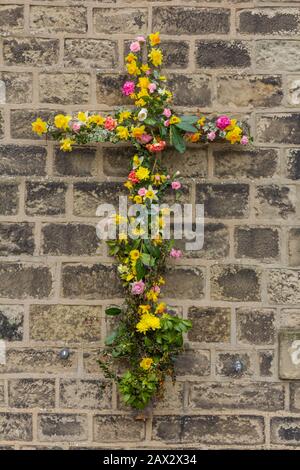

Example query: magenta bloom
[131,280,145,295]
[171,181,181,190]
[164,119,170,127]
[241,135,249,145]
[130,41,141,53]
[137,134,152,144]
[163,108,172,118]
[216,115,231,130]
[170,248,182,259]
[207,131,216,141]
[122,81,135,96]
[72,122,82,132]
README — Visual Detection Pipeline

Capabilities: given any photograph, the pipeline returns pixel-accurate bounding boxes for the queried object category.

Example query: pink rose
[241,135,249,145]
[163,108,172,118]
[207,131,216,141]
[216,115,231,130]
[152,285,160,293]
[138,187,147,196]
[148,83,157,93]
[171,181,181,190]
[104,116,117,131]
[145,70,151,76]
[137,134,152,144]
[130,41,141,53]
[170,248,182,259]
[122,81,135,96]
[131,280,145,295]
[164,120,170,127]
[72,122,82,132]
[136,35,145,43]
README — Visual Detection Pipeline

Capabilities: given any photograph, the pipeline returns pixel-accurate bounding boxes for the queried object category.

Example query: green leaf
[136,258,146,280]
[170,125,186,154]
[176,122,198,133]
[141,253,155,267]
[179,115,198,124]
[144,239,160,258]
[144,118,156,126]
[105,305,122,316]
[105,331,118,346]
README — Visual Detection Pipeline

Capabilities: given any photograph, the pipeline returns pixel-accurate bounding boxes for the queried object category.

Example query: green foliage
[119,370,159,409]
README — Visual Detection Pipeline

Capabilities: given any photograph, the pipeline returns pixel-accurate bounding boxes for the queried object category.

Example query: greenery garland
[32,32,251,410]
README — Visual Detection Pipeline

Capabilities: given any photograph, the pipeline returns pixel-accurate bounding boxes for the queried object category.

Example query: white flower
[137,108,148,121]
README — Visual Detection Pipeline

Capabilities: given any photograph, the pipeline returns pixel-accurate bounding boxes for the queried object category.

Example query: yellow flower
[127,61,140,76]
[60,138,74,152]
[158,276,165,285]
[138,77,150,89]
[119,232,128,241]
[136,313,161,334]
[149,48,163,67]
[169,116,181,125]
[145,186,158,201]
[88,114,105,126]
[132,227,146,236]
[141,64,150,73]
[149,32,160,46]
[114,214,126,225]
[116,126,130,140]
[135,98,146,107]
[133,154,142,167]
[137,88,149,99]
[130,249,140,260]
[77,112,87,122]
[126,273,135,282]
[197,117,206,127]
[134,195,143,204]
[54,114,71,130]
[146,290,159,302]
[226,126,242,144]
[225,119,237,131]
[155,302,166,314]
[140,357,154,370]
[131,126,145,139]
[190,132,201,143]
[32,118,47,136]
[124,181,133,190]
[136,166,150,180]
[118,111,132,123]
[139,304,151,315]
[126,53,137,63]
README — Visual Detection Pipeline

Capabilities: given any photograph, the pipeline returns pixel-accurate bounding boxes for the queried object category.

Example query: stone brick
[196,183,249,218]
[64,39,118,69]
[103,146,132,177]
[0,183,19,216]
[271,417,300,445]
[38,414,88,442]
[213,148,279,179]
[188,307,231,343]
[73,182,126,217]
[196,41,251,68]
[42,223,99,256]
[0,348,77,374]
[288,228,300,266]
[163,267,205,300]
[0,145,46,176]
[0,5,24,33]
[0,72,32,104]
[154,381,184,412]
[0,305,23,341]
[3,38,59,66]
[54,147,97,177]
[167,74,211,107]
[93,415,145,442]
[235,226,280,261]
[25,182,67,216]
[255,185,296,219]
[0,223,34,256]
[0,109,3,139]
[0,381,4,405]
[62,263,123,299]
[257,114,300,144]
[175,349,211,377]
[93,8,147,34]
[285,149,300,180]
[83,350,105,374]
[268,269,300,304]
[211,265,261,301]
[153,7,230,34]
[161,184,191,205]
[216,352,254,378]
[290,384,300,412]
[259,350,275,377]
[60,379,112,410]
[0,263,52,299]
[238,9,300,35]
[96,74,128,106]
[279,309,300,329]
[164,146,208,179]
[189,382,284,411]
[237,308,276,345]
[0,413,32,441]
[29,305,102,343]
[39,73,90,105]
[152,415,264,445]
[177,223,230,260]
[160,40,189,69]
[30,6,87,33]
[287,77,300,106]
[256,40,300,72]
[217,75,282,107]
[8,379,55,408]
[10,109,61,139]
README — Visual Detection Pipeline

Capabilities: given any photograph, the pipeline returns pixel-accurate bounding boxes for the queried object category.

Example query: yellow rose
[140,357,154,370]
[32,118,47,136]
[169,116,181,125]
[136,166,150,180]
[131,126,145,139]
[116,126,130,140]
[60,138,74,152]
[149,32,160,46]
[54,114,71,130]
[149,48,163,67]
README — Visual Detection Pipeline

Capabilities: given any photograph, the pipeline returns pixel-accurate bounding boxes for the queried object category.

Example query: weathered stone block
[238,9,300,35]
[290,383,300,412]
[177,223,230,260]
[160,40,189,69]
[10,109,61,139]
[175,349,211,377]
[279,309,300,329]
[3,38,59,66]
[164,146,208,179]
[0,183,19,215]
[60,379,112,409]
[0,413,32,441]
[0,109,3,139]
[93,415,145,442]
[0,348,77,374]
[0,263,52,299]
[0,72,32,103]
[196,183,249,218]
[96,73,128,106]
[211,265,261,301]
[237,308,276,345]
[271,417,300,445]
[42,223,99,256]
[153,381,184,412]
[26,182,67,216]
[103,146,132,177]
[188,307,231,343]
[83,350,105,374]
[54,146,97,177]
[0,5,24,33]
[256,40,300,72]
[259,350,275,377]
[279,330,300,379]
[0,381,4,405]
[163,267,205,299]
[285,149,300,180]
[167,74,211,107]
[196,41,251,68]
[73,182,126,216]
[0,145,46,176]
[235,226,280,261]
[0,223,34,256]
[93,8,147,34]
[62,264,123,299]
[64,39,118,69]
[0,305,23,341]
[189,382,284,411]
[30,6,87,33]
[29,305,102,343]
[268,270,300,304]
[8,379,55,408]
[38,414,88,442]
[257,114,300,144]
[153,7,230,34]
[39,73,90,105]
[216,352,253,378]
[287,77,300,106]
[288,228,300,266]
[254,185,296,219]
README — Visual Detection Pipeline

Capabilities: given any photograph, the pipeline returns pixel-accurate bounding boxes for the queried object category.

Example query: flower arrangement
[32,32,251,410]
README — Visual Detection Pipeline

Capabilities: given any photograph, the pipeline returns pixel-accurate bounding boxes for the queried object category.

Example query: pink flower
[136,35,145,43]
[170,248,182,259]
[241,135,249,145]
[171,181,181,190]
[164,119,170,127]
[131,280,145,295]
[72,122,82,132]
[104,116,117,131]
[122,81,135,96]
[216,115,231,130]
[137,134,152,144]
[152,285,160,293]
[146,141,166,153]
[130,41,141,53]
[148,83,157,93]
[128,170,139,184]
[163,108,172,118]
[145,70,151,76]
[207,131,216,141]
[138,187,147,196]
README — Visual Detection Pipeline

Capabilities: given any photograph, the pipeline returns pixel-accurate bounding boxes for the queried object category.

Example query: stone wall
[0,0,300,449]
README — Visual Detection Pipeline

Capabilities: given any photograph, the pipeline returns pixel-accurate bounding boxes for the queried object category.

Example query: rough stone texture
[288,228,300,266]
[41,223,100,256]
[257,114,300,144]
[37,414,88,442]
[196,183,249,218]
[160,41,189,69]
[175,350,211,377]
[93,415,145,442]
[74,182,126,217]
[285,149,300,180]
[0,72,32,104]
[259,351,275,377]
[238,9,300,35]
[0,305,24,341]
[30,6,87,33]
[0,145,46,176]
[54,147,97,177]
[0,183,19,216]
[216,352,254,378]
[163,266,205,300]
[93,8,148,34]
[0,348,77,374]
[271,418,300,445]
[8,379,55,408]
[290,384,300,412]
[25,182,67,216]
[237,308,276,345]
[59,379,112,410]
[196,41,251,69]
[254,185,296,219]
[211,265,261,301]
[64,39,118,69]
[0,413,32,441]
[234,226,280,261]
[168,74,212,107]
[268,269,300,304]
[256,41,300,72]
[0,263,52,299]
[3,38,59,66]
[187,307,231,343]
[0,223,34,256]
[39,74,90,105]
